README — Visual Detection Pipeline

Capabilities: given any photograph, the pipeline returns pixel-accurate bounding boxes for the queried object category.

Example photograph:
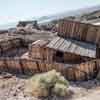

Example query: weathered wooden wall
[64,53,82,63]
[29,47,49,61]
[0,57,99,81]
[28,40,51,62]
[29,45,92,64]
[55,20,100,46]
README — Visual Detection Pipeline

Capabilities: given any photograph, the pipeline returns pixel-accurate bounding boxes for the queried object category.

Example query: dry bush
[24,70,69,97]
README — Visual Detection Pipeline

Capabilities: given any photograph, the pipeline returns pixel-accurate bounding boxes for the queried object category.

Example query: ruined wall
[0,57,99,81]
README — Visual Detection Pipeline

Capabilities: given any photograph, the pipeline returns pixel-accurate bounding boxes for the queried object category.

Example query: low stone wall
[0,57,99,81]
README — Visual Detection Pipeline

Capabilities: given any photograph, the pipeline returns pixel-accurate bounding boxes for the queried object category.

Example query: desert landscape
[0,4,100,100]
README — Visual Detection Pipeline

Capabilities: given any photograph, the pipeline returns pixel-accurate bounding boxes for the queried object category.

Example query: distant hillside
[0,22,17,30]
[37,5,100,24]
[1,5,100,30]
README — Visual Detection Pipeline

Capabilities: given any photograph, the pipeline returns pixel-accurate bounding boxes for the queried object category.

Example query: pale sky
[0,0,100,24]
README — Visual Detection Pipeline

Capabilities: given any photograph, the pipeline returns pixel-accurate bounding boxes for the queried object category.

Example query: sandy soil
[0,72,100,100]
[75,90,100,100]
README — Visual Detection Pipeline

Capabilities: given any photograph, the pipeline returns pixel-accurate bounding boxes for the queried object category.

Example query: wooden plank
[46,37,60,48]
[86,25,98,43]
[53,38,64,49]
[59,39,71,52]
[47,36,96,58]
[96,28,100,44]
[74,22,79,39]
[69,43,77,53]
[65,42,76,53]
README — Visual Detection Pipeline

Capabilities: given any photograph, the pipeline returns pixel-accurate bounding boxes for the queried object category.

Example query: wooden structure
[0,37,98,81]
[29,38,97,64]
[0,57,99,81]
[0,20,99,81]
[47,37,97,63]
[47,37,97,58]
[29,40,49,61]
[54,19,100,46]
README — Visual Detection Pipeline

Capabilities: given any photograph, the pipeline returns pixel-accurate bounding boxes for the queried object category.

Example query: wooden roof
[46,37,96,58]
[31,40,49,47]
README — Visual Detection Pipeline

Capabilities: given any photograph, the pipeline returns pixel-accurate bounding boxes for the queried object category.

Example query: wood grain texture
[47,37,96,58]
[0,57,99,81]
[55,20,100,45]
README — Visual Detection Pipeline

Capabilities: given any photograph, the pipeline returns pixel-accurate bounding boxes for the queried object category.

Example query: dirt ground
[0,72,100,100]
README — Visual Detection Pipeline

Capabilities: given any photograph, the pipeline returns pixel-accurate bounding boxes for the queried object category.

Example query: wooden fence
[0,57,99,81]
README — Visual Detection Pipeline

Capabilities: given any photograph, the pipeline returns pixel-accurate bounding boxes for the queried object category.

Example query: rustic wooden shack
[0,37,98,80]
[46,37,97,63]
[29,40,50,62]
[29,37,97,64]
[53,19,100,47]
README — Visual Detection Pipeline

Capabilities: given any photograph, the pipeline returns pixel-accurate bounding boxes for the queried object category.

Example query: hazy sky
[0,0,100,24]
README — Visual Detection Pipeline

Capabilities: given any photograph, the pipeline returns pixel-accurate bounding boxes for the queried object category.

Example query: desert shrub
[25,70,69,97]
[53,83,68,96]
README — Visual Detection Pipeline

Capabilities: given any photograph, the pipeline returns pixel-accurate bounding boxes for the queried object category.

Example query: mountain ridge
[1,4,100,29]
